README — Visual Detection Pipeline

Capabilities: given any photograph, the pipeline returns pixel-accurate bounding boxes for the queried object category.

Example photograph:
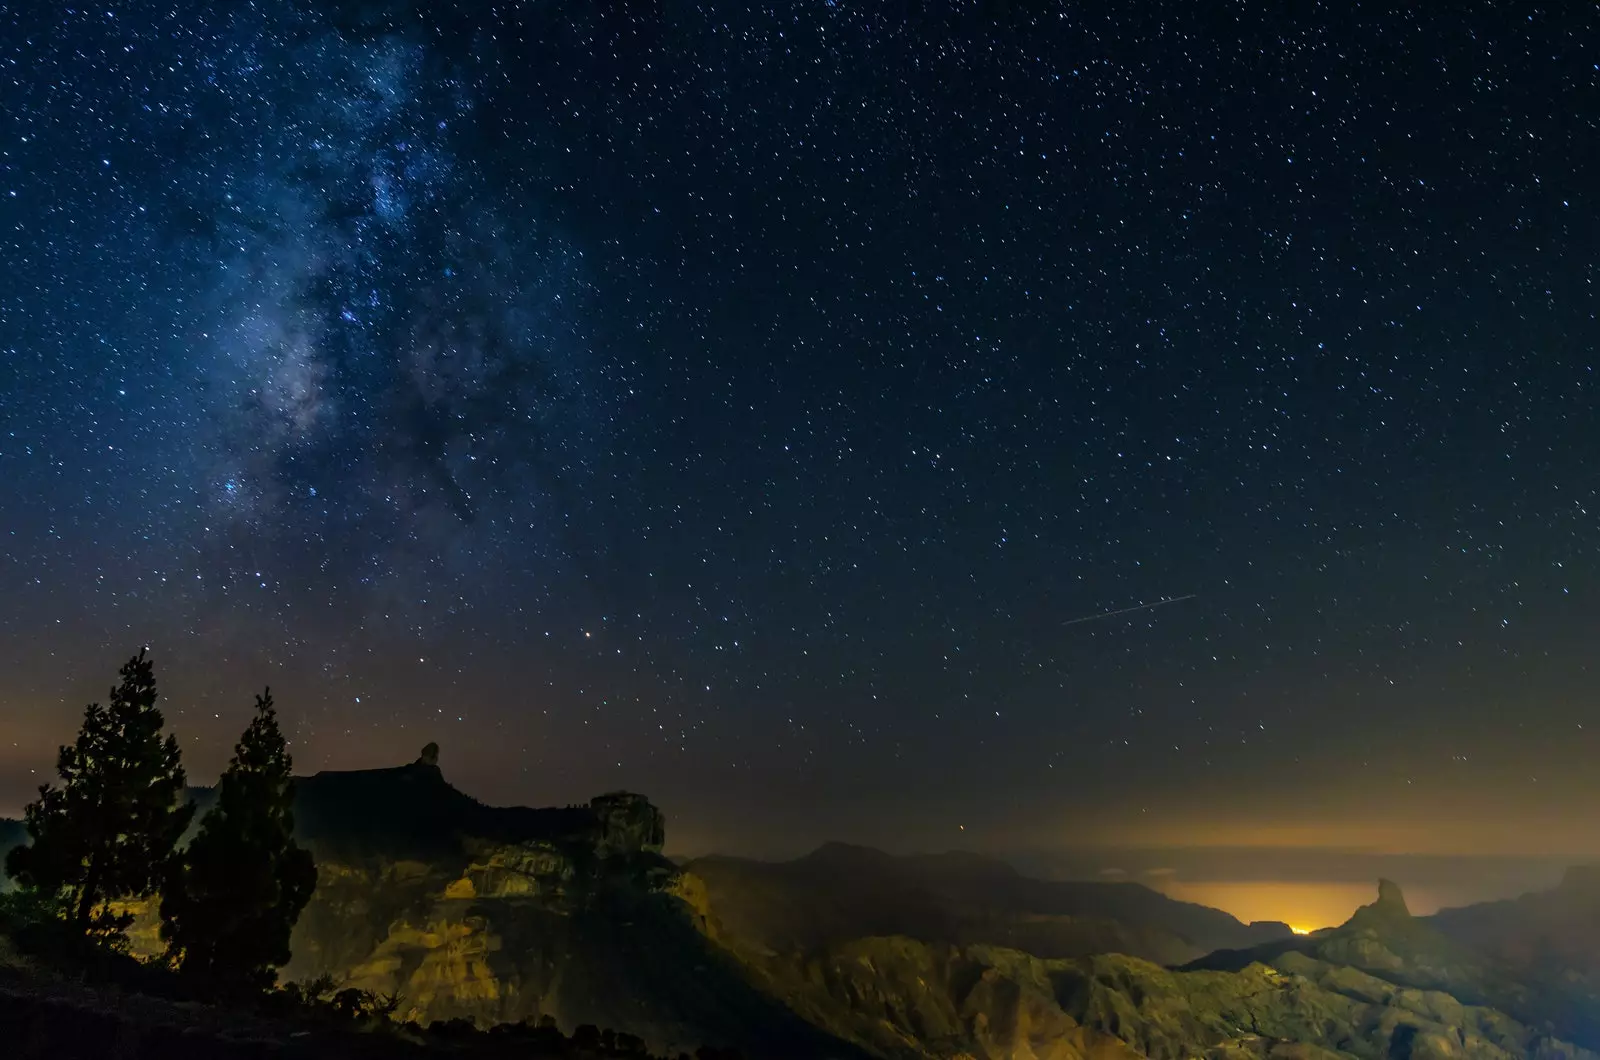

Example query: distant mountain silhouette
[1186,876,1600,1053]
[1427,864,1600,1050]
[683,840,1291,966]
[687,873,1597,1060]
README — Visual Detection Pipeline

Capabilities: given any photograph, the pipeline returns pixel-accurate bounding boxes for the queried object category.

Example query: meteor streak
[1061,594,1197,626]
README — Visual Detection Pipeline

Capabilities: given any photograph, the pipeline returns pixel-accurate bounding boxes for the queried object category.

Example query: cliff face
[233,754,852,1058]
[86,752,854,1057]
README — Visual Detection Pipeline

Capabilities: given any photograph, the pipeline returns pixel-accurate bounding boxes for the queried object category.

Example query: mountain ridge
[683,840,1294,969]
[8,754,1600,1059]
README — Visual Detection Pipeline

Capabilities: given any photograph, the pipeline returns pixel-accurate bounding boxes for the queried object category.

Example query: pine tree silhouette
[5,650,194,936]
[161,688,317,994]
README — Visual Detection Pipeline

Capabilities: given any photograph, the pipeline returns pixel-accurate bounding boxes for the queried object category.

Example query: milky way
[182,11,599,587]
[2,2,1597,858]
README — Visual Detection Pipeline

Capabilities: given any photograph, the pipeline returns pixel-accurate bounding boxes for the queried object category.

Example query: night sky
[2,1,1597,863]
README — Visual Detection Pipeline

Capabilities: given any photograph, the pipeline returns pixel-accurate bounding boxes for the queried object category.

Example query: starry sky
[2,1,1597,864]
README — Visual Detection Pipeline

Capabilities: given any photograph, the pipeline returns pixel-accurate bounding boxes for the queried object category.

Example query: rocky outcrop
[8,748,858,1056]
[278,856,854,1057]
[1346,877,1411,925]
[589,793,666,857]
[237,753,854,1058]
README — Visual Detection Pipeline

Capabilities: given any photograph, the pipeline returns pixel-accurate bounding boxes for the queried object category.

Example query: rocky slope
[1423,869,1600,1051]
[1179,880,1600,1057]
[711,880,1597,1060]
[764,939,1591,1060]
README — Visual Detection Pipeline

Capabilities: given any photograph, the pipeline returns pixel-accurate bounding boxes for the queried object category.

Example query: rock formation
[230,754,848,1057]
[589,792,666,857]
[16,764,1600,1060]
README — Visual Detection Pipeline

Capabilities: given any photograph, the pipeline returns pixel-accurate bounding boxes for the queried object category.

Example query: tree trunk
[75,856,99,926]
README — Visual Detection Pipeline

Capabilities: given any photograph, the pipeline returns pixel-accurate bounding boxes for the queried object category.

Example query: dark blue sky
[2,1,1596,857]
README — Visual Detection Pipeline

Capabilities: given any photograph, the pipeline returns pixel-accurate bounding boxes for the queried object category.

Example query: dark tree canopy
[161,688,317,994]
[5,650,194,932]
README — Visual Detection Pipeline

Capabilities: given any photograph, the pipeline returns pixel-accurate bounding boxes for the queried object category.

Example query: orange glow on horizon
[1153,879,1444,932]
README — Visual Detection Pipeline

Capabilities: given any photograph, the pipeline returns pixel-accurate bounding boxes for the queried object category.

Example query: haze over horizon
[7,735,1584,933]
[2,0,1596,919]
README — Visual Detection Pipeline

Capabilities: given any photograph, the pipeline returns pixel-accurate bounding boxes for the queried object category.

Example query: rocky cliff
[261,751,857,1057]
[78,748,855,1057]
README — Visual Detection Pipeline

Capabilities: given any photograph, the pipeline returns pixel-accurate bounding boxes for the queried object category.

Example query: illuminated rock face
[589,792,666,857]
[275,844,841,1056]
[103,761,715,1047]
[458,838,580,901]
[272,772,681,1033]
[187,761,847,1057]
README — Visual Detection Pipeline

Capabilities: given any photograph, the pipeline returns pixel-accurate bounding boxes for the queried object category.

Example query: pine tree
[5,650,195,935]
[161,688,317,994]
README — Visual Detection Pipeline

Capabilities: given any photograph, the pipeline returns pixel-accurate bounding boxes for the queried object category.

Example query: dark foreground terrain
[7,753,1600,1060]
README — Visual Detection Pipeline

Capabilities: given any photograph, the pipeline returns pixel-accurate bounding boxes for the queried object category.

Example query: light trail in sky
[1061,594,1197,627]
